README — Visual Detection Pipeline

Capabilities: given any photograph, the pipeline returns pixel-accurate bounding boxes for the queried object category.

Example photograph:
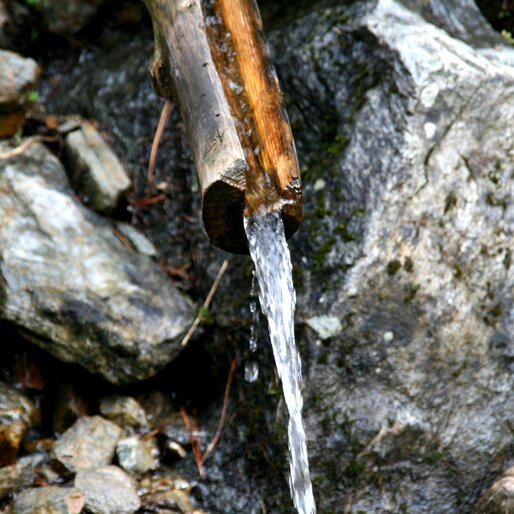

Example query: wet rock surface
[0,454,44,499]
[116,436,157,474]
[0,382,37,467]
[0,142,194,384]
[63,121,132,214]
[0,49,40,137]
[33,0,107,36]
[74,465,140,514]
[51,416,122,473]
[13,486,85,514]
[99,395,148,428]
[0,0,512,513]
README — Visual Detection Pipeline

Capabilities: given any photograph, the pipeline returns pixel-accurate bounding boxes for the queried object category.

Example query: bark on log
[144,0,301,254]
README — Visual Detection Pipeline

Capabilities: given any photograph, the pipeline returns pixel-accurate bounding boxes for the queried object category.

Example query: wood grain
[144,0,301,253]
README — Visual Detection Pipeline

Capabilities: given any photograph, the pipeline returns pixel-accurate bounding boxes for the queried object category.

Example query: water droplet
[244,361,259,382]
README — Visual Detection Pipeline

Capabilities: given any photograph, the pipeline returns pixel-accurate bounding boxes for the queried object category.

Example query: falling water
[244,210,316,514]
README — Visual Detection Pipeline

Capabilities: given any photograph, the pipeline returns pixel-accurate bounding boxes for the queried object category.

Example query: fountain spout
[144,0,302,254]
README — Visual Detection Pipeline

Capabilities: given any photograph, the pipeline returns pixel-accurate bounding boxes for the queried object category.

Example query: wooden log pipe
[144,0,302,254]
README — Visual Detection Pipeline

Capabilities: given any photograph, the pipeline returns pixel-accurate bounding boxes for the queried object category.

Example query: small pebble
[75,465,140,514]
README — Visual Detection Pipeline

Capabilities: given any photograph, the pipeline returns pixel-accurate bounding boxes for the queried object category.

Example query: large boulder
[0,142,194,384]
[270,1,514,512]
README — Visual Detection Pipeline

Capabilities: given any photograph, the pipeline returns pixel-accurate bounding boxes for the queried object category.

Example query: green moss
[335,222,355,242]
[403,257,414,272]
[501,29,514,44]
[28,90,39,102]
[504,248,511,269]
[313,234,336,272]
[404,283,420,303]
[453,263,463,279]
[444,191,457,213]
[386,259,402,276]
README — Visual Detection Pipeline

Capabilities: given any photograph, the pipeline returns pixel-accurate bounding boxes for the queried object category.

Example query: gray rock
[63,122,132,214]
[0,49,40,113]
[116,436,157,474]
[0,382,37,466]
[34,0,107,35]
[99,395,148,428]
[0,49,40,138]
[0,142,194,384]
[0,453,45,499]
[13,486,85,514]
[267,1,514,512]
[74,465,140,514]
[52,416,123,473]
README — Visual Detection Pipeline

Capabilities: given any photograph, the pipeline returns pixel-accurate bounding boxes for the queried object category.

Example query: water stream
[244,210,316,514]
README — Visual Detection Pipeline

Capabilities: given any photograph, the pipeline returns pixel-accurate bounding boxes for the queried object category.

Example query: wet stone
[116,436,157,474]
[0,49,40,138]
[64,121,132,214]
[13,486,85,514]
[0,453,45,499]
[99,395,148,428]
[51,416,123,474]
[74,465,141,514]
[0,142,194,384]
[52,384,88,435]
[0,382,37,467]
[0,50,40,113]
[33,0,108,35]
[139,473,202,514]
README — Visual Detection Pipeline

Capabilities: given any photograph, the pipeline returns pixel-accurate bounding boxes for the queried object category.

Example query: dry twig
[180,406,204,478]
[0,135,58,160]
[179,358,238,478]
[202,358,237,463]
[147,100,174,191]
[181,259,229,346]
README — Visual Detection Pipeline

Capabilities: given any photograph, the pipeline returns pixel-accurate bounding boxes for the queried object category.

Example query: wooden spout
[144,0,302,254]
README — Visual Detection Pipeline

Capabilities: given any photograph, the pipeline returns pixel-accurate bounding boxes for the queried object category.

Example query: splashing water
[244,210,316,514]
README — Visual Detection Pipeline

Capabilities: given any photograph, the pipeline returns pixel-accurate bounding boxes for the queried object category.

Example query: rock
[34,0,107,35]
[115,223,158,258]
[0,382,37,466]
[0,453,45,499]
[266,1,514,512]
[13,486,85,514]
[74,465,140,514]
[473,466,514,513]
[51,416,123,473]
[99,395,148,428]
[139,473,199,514]
[0,142,194,384]
[52,384,89,435]
[0,50,40,138]
[305,315,342,340]
[63,122,132,214]
[116,436,157,474]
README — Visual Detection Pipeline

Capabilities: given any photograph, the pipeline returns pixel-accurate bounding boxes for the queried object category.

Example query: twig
[112,226,136,252]
[180,406,204,478]
[343,494,353,514]
[147,100,174,191]
[202,358,237,464]
[181,259,229,346]
[0,135,58,160]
